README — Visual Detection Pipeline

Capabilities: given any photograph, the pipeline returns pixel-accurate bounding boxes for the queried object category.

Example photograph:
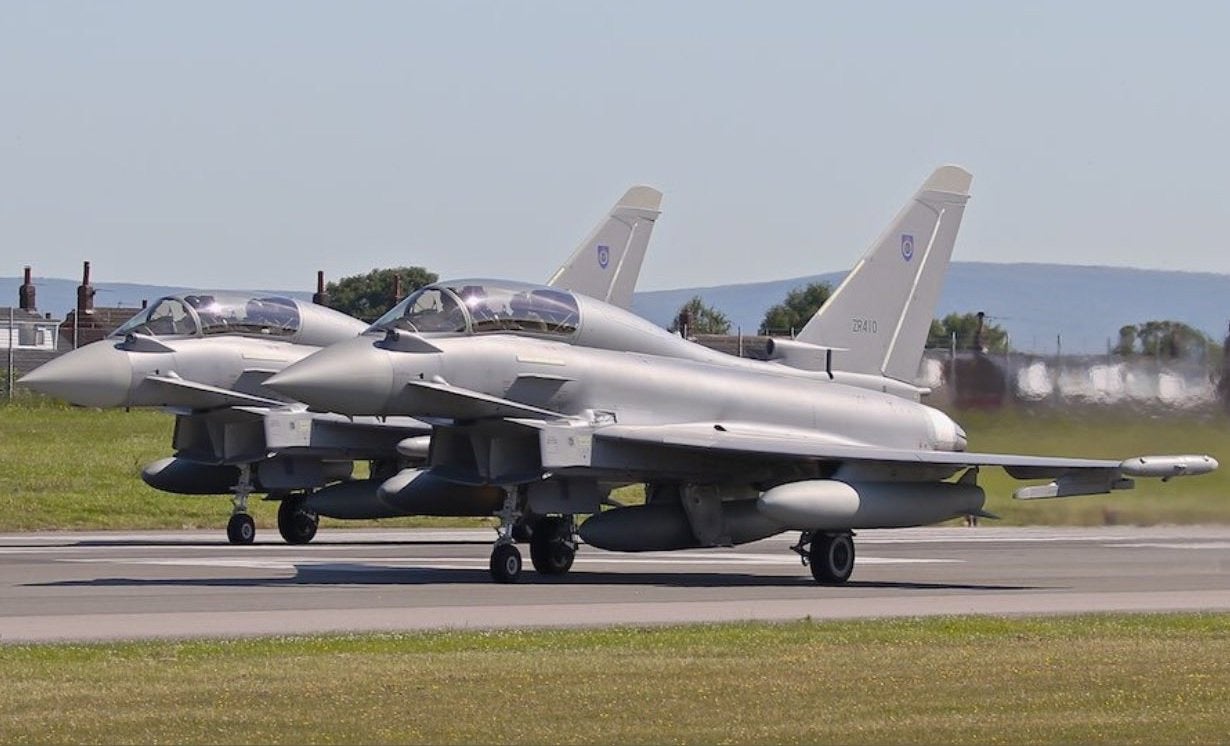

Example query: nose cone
[265,336,395,414]
[19,341,134,407]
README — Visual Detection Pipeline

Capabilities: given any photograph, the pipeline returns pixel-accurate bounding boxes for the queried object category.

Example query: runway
[3,526,1230,643]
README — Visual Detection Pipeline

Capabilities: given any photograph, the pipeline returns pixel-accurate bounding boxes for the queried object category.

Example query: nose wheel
[489,543,523,583]
[226,513,256,545]
[227,465,257,545]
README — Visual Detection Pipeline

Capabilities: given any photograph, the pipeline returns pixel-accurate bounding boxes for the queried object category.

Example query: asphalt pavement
[2,526,1229,642]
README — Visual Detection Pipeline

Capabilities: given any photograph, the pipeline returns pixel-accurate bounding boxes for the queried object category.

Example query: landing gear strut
[277,494,319,545]
[792,530,855,585]
[487,489,578,583]
[227,465,256,545]
[489,488,523,583]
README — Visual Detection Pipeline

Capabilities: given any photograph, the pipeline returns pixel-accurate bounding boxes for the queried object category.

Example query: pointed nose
[265,336,395,414]
[20,341,134,407]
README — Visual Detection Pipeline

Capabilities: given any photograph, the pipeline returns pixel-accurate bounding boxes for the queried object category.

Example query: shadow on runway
[31,563,1041,592]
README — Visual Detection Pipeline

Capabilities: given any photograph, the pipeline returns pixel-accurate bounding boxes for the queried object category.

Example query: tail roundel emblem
[900,234,914,262]
[597,244,610,269]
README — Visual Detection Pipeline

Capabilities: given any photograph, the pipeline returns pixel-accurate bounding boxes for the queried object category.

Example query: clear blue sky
[3,1,1228,291]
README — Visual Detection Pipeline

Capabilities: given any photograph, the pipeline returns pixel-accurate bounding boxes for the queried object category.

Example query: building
[55,262,141,348]
[2,266,64,381]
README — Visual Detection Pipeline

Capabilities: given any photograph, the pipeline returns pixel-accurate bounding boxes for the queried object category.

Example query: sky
[3,1,1229,292]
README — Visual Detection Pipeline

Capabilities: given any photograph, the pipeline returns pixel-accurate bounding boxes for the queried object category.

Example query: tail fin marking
[795,166,972,383]
[546,185,662,309]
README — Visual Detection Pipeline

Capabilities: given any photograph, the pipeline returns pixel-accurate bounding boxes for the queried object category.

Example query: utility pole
[7,307,14,400]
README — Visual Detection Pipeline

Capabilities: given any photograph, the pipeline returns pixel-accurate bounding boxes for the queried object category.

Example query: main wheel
[226,513,256,545]
[809,532,855,585]
[512,514,539,543]
[529,516,576,576]
[489,543,523,583]
[277,497,319,545]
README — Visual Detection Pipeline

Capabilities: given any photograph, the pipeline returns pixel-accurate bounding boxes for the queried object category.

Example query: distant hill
[632,262,1230,354]
[3,263,1228,354]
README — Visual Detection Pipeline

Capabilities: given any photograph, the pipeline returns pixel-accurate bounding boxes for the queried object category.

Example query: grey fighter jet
[266,166,1218,584]
[21,185,664,544]
[282,167,968,527]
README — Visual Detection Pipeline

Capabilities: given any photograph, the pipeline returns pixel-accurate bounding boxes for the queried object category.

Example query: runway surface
[3,526,1230,643]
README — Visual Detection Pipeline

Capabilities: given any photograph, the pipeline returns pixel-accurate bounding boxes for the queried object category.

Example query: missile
[1119,455,1219,480]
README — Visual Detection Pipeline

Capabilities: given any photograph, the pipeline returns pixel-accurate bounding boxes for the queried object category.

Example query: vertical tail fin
[796,166,972,382]
[546,185,662,309]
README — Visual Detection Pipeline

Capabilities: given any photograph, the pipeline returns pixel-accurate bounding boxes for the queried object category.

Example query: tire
[489,543,523,583]
[277,497,319,545]
[809,532,855,585]
[529,516,575,575]
[226,513,256,545]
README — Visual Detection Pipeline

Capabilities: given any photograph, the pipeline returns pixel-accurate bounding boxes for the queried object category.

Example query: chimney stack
[77,261,96,315]
[392,274,403,306]
[19,266,36,311]
[312,270,330,306]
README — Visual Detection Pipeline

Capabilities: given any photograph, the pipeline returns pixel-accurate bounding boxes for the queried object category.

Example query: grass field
[0,396,490,532]
[1,396,1227,530]
[2,614,1229,744]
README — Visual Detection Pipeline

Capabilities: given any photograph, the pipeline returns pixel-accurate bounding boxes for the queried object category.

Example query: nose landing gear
[487,489,578,583]
[227,465,257,545]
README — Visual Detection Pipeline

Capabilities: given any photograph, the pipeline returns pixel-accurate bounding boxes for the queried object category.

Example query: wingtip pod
[616,185,663,214]
[1119,455,1219,479]
[921,165,973,197]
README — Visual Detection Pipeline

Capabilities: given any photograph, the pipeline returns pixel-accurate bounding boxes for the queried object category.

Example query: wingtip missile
[1119,454,1219,480]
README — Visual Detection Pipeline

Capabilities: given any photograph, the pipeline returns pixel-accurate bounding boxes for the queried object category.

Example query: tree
[1115,320,1212,360]
[1114,325,1139,356]
[669,296,731,336]
[326,266,438,322]
[758,282,833,336]
[926,312,1009,353]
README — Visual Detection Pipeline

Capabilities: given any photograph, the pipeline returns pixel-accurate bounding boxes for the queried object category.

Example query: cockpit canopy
[112,294,302,339]
[369,281,581,338]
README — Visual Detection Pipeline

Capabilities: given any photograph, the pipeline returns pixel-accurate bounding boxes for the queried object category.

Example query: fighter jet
[266,165,1218,584]
[22,185,664,544]
[283,167,969,529]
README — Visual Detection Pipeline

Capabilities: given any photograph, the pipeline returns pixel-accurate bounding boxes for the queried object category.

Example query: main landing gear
[792,530,856,585]
[277,494,320,545]
[488,490,577,583]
